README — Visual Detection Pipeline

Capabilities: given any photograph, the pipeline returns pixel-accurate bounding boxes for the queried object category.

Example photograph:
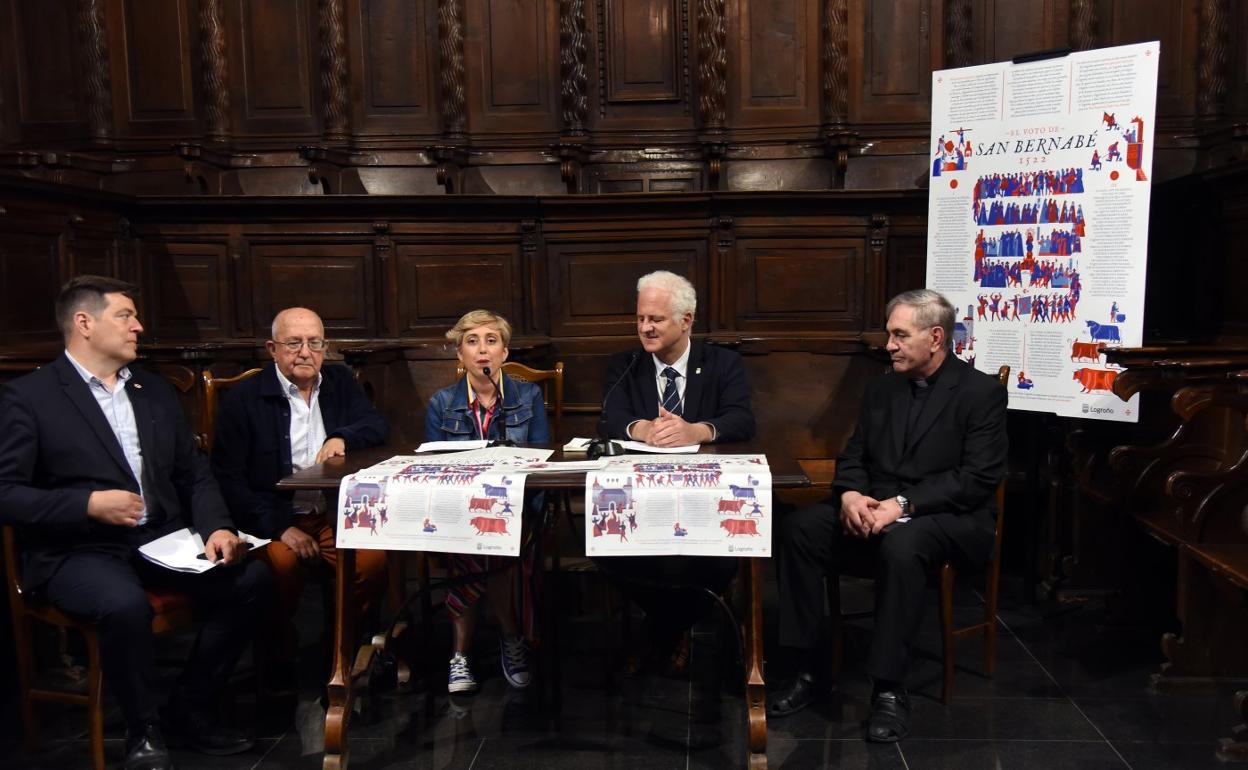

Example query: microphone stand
[587,350,640,460]
[481,366,516,447]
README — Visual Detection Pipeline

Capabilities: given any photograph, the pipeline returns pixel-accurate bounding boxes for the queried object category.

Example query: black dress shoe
[866,689,911,743]
[124,723,173,770]
[767,672,817,717]
[164,703,254,756]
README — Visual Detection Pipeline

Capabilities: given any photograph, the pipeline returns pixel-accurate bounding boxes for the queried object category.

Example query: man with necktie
[594,270,756,675]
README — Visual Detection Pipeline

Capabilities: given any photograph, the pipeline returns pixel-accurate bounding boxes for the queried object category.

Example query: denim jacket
[424,373,550,445]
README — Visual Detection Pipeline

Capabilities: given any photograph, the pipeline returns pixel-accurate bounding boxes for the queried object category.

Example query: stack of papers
[563,437,700,454]
[139,528,270,573]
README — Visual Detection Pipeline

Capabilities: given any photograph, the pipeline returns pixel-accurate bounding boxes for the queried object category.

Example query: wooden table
[279,444,809,770]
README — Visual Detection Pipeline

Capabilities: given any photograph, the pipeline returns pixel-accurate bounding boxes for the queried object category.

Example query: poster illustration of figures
[584,455,772,558]
[926,41,1158,422]
[336,448,552,555]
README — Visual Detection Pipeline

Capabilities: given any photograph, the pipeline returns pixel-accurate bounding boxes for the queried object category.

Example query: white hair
[636,270,696,318]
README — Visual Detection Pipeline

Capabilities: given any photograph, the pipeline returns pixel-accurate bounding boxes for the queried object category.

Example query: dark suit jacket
[600,340,756,443]
[210,362,389,539]
[833,355,1007,561]
[0,354,233,592]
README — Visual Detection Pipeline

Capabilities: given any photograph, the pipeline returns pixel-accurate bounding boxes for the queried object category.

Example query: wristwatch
[895,495,911,516]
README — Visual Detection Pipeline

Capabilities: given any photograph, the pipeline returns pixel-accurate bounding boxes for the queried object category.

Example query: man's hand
[646,407,713,447]
[315,437,347,464]
[280,525,320,561]
[839,490,880,539]
[86,490,145,527]
[869,497,905,535]
[204,529,244,565]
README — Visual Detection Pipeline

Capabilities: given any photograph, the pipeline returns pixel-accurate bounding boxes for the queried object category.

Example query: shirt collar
[274,365,321,399]
[466,373,504,410]
[64,350,131,387]
[652,339,692,379]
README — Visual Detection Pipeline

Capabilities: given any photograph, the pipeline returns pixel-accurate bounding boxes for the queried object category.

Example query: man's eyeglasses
[275,339,326,352]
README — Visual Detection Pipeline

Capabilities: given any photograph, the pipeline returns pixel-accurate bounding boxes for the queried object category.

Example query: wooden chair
[454,361,565,440]
[148,363,203,449]
[200,368,263,452]
[832,364,1010,705]
[4,526,193,770]
[935,363,1010,704]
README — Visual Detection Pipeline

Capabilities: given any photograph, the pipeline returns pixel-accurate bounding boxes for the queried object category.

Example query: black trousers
[775,501,986,683]
[592,555,738,642]
[40,549,272,731]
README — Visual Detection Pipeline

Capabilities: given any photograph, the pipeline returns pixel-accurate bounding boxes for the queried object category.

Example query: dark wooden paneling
[250,242,375,335]
[594,0,693,127]
[734,238,864,332]
[348,0,439,138]
[606,0,681,103]
[728,0,819,129]
[1105,0,1197,118]
[4,0,87,142]
[547,240,707,336]
[0,230,62,344]
[143,241,230,337]
[465,0,559,135]
[849,0,937,124]
[229,0,319,137]
[394,242,521,335]
[975,0,1060,64]
[587,163,705,193]
[109,0,200,138]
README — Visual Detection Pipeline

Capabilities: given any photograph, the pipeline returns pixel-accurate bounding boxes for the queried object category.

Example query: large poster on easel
[926,41,1159,422]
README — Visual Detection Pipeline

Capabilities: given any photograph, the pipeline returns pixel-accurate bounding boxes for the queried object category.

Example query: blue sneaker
[448,652,477,693]
[499,634,532,689]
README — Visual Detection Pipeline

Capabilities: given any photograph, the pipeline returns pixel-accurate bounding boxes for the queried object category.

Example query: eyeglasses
[275,338,326,352]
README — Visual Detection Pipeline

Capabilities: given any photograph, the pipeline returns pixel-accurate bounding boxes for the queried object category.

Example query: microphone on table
[587,350,640,460]
[482,366,516,447]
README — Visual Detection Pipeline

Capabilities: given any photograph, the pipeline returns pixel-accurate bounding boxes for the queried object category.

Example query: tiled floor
[1,573,1243,769]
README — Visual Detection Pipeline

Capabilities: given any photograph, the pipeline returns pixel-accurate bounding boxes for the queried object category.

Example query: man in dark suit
[0,276,271,770]
[600,270,754,446]
[595,270,756,675]
[768,289,1007,742]
[211,307,390,673]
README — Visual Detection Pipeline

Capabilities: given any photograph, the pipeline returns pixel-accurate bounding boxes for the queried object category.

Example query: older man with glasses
[210,307,390,687]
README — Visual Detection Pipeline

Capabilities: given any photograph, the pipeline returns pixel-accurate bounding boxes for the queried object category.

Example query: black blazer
[210,362,390,539]
[600,340,756,443]
[833,356,1007,560]
[0,354,234,592]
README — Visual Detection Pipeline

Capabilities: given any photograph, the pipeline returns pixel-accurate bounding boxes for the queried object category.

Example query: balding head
[267,307,326,391]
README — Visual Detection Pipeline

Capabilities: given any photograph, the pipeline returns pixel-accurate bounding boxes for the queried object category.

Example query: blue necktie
[661,366,682,417]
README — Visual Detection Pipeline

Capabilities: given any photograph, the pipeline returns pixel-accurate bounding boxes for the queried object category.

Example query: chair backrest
[992,365,1010,550]
[200,368,264,453]
[453,361,564,440]
[3,525,26,603]
[148,363,203,448]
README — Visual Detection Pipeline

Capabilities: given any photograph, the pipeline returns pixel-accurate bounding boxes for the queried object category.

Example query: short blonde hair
[445,309,512,348]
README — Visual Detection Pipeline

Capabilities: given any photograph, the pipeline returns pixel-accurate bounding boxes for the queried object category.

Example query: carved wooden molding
[320,0,350,139]
[559,0,589,135]
[1197,0,1229,117]
[821,0,848,127]
[199,0,231,141]
[77,0,113,142]
[438,0,467,138]
[944,0,972,69]
[1069,0,1098,52]
[696,0,727,131]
